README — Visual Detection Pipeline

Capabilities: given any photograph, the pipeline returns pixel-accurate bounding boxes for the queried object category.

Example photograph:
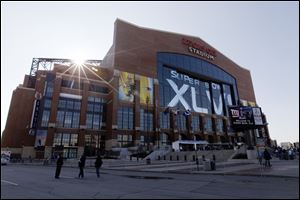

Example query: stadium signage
[229,106,264,129]
[167,70,224,115]
[182,38,216,60]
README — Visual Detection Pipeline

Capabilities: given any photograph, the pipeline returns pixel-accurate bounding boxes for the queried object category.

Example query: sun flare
[73,58,86,66]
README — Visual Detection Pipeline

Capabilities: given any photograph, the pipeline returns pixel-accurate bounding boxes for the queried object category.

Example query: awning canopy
[173,140,209,145]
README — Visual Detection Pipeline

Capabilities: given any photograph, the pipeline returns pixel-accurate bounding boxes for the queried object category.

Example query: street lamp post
[194,136,199,171]
[146,96,150,152]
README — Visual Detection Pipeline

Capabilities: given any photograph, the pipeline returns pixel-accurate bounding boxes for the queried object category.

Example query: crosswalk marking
[1,180,18,186]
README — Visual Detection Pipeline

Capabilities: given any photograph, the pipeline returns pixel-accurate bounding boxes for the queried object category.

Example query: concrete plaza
[1,159,299,199]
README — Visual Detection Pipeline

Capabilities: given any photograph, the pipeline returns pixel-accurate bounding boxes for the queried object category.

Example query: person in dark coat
[95,155,103,178]
[55,153,63,179]
[263,148,272,167]
[78,154,86,178]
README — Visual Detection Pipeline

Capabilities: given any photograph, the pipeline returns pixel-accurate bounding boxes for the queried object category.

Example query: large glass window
[86,97,106,130]
[44,82,54,97]
[140,135,145,146]
[41,110,50,127]
[140,109,153,131]
[62,133,71,146]
[216,118,224,133]
[204,116,212,132]
[53,133,62,146]
[160,133,170,146]
[191,115,200,132]
[53,133,78,147]
[64,111,73,128]
[70,134,78,146]
[160,112,170,129]
[117,107,133,130]
[176,114,187,131]
[58,99,66,109]
[44,99,52,108]
[66,101,74,110]
[117,134,133,147]
[72,112,80,128]
[56,111,64,127]
[56,98,81,128]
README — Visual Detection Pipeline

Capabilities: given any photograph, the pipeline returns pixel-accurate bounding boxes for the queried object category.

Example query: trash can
[146,158,151,165]
[204,160,211,171]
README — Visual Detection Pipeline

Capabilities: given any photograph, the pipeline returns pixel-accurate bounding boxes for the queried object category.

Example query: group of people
[55,153,103,179]
[273,146,298,160]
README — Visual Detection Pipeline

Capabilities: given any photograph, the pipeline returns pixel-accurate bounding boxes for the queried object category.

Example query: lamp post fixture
[194,136,200,171]
[146,95,150,152]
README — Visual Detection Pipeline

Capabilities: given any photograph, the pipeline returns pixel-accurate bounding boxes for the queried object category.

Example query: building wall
[103,19,256,102]
[1,19,270,158]
[1,87,36,148]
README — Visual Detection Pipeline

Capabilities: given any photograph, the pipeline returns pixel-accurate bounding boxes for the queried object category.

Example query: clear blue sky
[1,1,299,145]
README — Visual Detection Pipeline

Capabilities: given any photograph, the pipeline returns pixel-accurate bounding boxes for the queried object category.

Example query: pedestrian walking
[55,153,63,179]
[95,155,103,178]
[78,154,86,178]
[263,148,272,167]
[257,150,263,165]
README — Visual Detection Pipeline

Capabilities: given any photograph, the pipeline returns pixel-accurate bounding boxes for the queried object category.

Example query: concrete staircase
[163,149,235,163]
[143,146,172,161]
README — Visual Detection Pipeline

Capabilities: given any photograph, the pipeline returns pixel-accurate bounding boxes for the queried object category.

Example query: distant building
[280,142,293,150]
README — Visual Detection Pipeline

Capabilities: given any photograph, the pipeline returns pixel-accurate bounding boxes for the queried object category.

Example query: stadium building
[1,19,270,159]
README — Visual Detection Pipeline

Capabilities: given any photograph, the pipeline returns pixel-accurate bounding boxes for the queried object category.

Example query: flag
[183,109,191,117]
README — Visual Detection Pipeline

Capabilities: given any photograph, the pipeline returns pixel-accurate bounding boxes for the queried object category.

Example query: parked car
[1,151,11,165]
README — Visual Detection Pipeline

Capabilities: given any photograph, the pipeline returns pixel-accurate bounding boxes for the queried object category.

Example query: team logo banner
[229,106,263,129]
[140,75,153,104]
[118,71,135,102]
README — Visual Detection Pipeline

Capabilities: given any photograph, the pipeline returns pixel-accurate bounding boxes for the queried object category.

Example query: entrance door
[159,133,171,149]
[84,134,104,156]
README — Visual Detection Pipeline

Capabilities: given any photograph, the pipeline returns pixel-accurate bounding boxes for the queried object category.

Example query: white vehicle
[1,151,11,165]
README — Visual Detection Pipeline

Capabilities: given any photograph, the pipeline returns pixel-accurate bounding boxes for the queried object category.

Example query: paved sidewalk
[101,159,299,178]
[9,158,299,178]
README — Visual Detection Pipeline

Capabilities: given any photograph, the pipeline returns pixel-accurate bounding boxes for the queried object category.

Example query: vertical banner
[140,75,153,104]
[34,130,48,147]
[118,71,135,102]
[252,107,263,125]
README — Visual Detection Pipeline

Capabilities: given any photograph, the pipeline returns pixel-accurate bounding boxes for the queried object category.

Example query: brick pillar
[78,79,89,147]
[134,75,141,145]
[45,74,61,147]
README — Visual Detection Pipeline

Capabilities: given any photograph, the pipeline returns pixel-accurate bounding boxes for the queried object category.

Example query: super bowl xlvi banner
[161,68,233,115]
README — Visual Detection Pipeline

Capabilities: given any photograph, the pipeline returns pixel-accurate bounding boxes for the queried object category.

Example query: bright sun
[73,58,86,66]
